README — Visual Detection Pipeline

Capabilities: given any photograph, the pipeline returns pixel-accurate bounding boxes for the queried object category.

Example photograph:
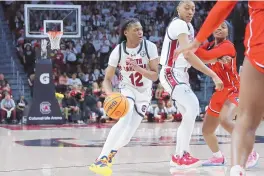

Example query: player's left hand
[212,75,224,91]
[127,59,140,71]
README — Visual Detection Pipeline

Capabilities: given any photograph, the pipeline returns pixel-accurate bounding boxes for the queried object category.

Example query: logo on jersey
[140,51,146,57]
[130,53,136,57]
[235,97,239,102]
[123,58,147,72]
[141,105,147,113]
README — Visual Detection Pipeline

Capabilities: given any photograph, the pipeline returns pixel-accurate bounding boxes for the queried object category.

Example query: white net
[47,31,63,50]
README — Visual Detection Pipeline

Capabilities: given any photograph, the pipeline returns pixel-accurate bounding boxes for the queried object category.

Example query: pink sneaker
[170,152,201,169]
[202,155,226,166]
[246,150,259,169]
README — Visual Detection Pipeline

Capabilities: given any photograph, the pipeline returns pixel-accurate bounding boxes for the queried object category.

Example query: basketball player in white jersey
[159,1,223,168]
[89,18,159,176]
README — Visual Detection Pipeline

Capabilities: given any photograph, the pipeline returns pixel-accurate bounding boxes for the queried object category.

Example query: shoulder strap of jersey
[118,42,123,64]
[143,39,150,60]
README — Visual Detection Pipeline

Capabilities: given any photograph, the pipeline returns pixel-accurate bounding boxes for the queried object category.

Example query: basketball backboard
[24,4,81,39]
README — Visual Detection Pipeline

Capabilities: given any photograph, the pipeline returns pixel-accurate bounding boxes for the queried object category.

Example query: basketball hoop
[47,31,63,50]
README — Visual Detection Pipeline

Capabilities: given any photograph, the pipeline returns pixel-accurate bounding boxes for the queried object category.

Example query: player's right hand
[212,75,224,91]
[217,55,232,64]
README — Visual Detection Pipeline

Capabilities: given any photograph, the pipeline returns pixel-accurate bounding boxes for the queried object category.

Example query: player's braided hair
[119,18,140,44]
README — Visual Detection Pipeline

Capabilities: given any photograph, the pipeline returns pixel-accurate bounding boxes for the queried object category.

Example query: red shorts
[207,87,239,118]
[244,10,264,73]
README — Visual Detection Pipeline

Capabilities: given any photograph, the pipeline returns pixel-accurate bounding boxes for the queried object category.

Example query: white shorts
[120,85,152,117]
[159,67,190,94]
[159,67,199,116]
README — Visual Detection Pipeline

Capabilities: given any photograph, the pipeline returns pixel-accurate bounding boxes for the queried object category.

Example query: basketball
[103,92,129,120]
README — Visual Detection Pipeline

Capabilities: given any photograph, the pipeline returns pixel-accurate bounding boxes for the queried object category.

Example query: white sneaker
[230,165,246,176]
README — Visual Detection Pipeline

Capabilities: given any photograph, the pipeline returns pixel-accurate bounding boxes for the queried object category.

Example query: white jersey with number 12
[108,40,158,93]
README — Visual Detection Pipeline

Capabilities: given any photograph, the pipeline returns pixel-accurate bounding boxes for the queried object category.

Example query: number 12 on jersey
[129,72,143,87]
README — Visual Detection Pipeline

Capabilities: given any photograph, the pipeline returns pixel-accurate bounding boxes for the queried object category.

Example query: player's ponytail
[172,1,181,18]
[118,18,140,44]
[224,20,234,42]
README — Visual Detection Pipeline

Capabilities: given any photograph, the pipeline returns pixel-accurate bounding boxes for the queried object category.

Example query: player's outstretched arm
[177,33,224,91]
[196,42,236,63]
[103,66,115,95]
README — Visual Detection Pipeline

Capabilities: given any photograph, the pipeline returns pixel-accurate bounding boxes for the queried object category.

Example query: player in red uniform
[195,21,259,168]
[175,1,264,175]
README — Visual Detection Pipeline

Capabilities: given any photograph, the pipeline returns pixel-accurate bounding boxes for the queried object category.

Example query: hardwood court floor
[0,122,263,176]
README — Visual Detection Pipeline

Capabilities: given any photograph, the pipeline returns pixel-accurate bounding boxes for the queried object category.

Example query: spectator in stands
[84,87,103,123]
[0,93,17,124]
[145,104,155,122]
[23,43,35,75]
[99,35,111,68]
[155,83,164,100]
[67,73,82,86]
[56,72,68,94]
[110,30,119,48]
[65,44,78,69]
[1,84,12,97]
[154,100,168,123]
[166,100,177,117]
[79,67,95,86]
[16,95,28,123]
[0,74,11,99]
[188,67,201,91]
[93,64,103,80]
[97,101,107,123]
[62,90,80,122]
[51,50,65,72]
[28,73,35,97]
[81,40,96,65]
[166,100,182,122]
[92,82,101,97]
[0,74,8,88]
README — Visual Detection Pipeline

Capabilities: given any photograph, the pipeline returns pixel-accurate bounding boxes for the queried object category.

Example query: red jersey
[196,1,264,43]
[195,1,264,73]
[195,40,239,88]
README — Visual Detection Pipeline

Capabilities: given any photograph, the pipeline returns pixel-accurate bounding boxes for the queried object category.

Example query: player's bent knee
[237,112,262,132]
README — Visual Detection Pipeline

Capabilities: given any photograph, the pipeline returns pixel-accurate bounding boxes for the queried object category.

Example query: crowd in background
[0,73,27,124]
[0,1,249,124]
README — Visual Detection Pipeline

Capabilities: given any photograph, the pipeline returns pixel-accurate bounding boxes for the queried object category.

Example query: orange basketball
[103,92,129,120]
